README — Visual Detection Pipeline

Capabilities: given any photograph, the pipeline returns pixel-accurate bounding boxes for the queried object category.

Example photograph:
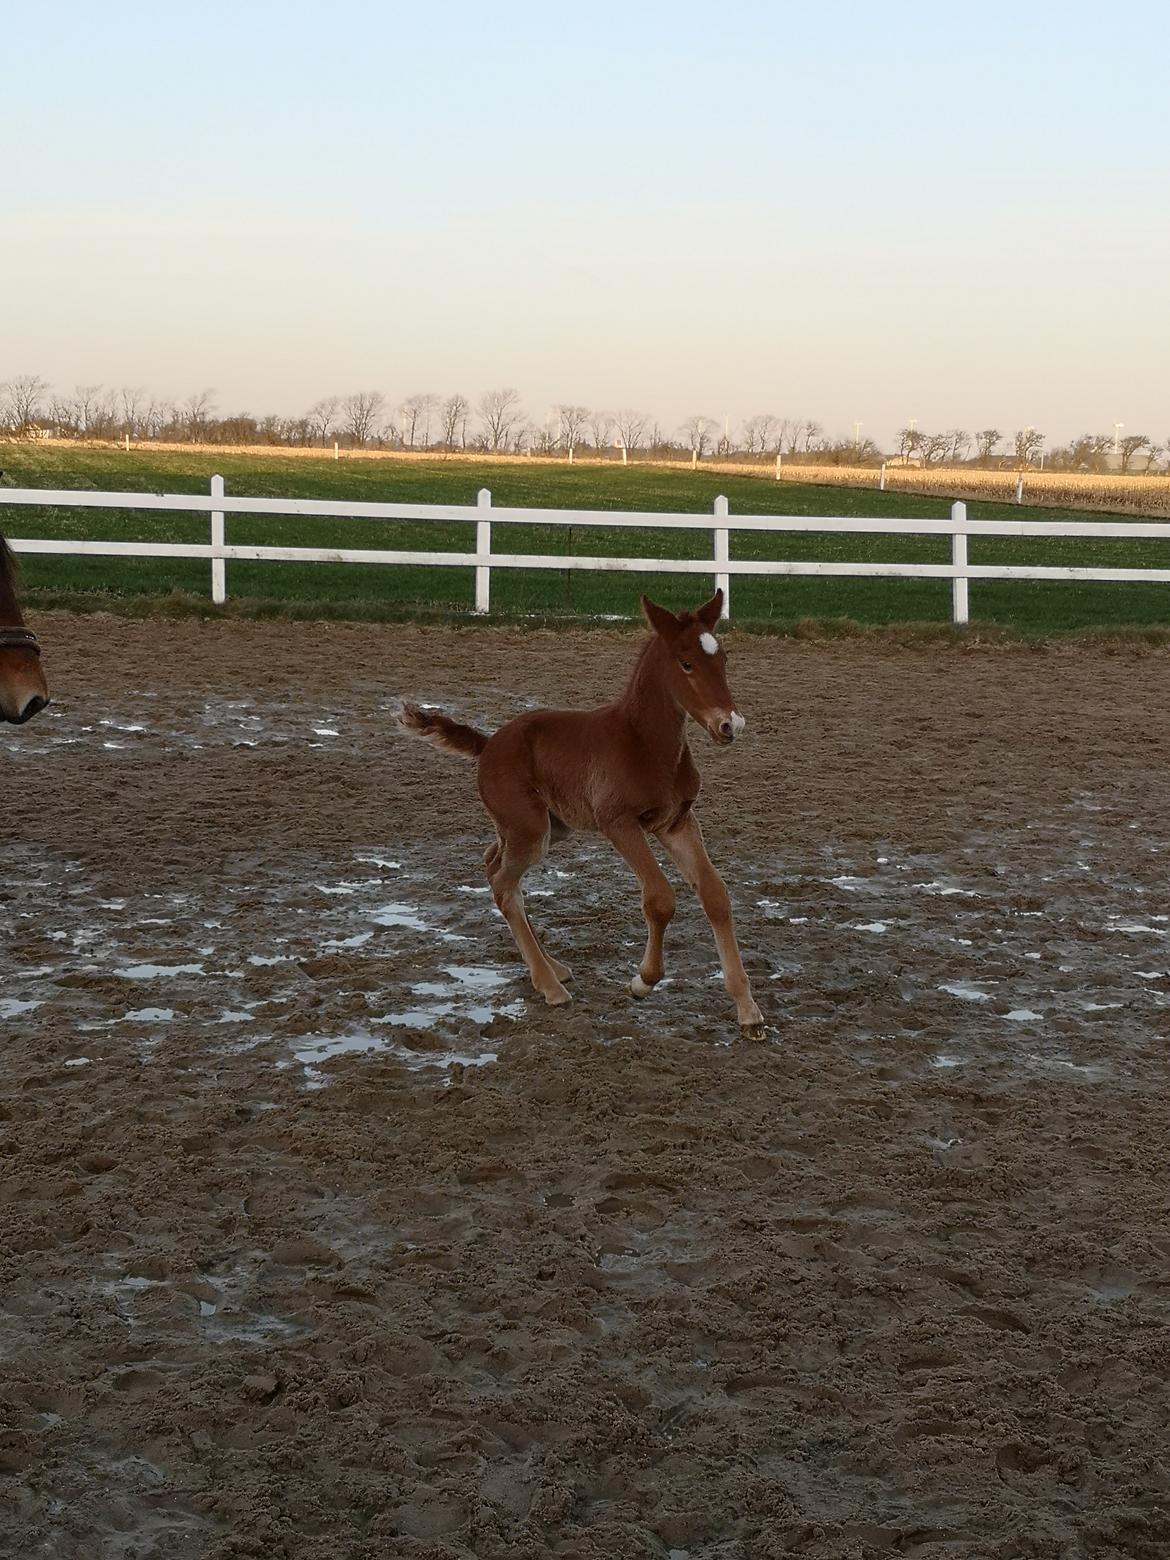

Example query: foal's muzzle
[709,711,746,745]
[0,690,50,724]
[7,694,50,724]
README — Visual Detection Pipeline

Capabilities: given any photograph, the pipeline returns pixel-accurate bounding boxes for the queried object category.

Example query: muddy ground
[2,614,1169,1560]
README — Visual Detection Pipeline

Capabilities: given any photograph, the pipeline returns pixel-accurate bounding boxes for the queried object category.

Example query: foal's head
[641,590,745,745]
[0,534,49,726]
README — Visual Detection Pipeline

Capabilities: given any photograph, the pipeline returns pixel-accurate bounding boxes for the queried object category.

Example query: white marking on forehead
[699,632,719,656]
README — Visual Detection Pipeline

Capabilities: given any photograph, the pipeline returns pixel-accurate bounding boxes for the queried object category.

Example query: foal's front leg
[659,813,764,1035]
[603,821,676,999]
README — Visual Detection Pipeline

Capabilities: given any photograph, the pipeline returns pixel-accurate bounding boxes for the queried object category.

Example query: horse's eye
[680,660,693,674]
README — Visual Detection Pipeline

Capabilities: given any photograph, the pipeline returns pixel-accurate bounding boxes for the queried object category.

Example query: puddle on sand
[114,963,204,980]
[1087,1275,1136,1305]
[321,931,374,950]
[287,1027,500,1089]
[278,967,519,1086]
[362,901,472,945]
[79,1007,179,1033]
[205,1309,309,1342]
[184,1265,314,1341]
[915,880,979,898]
[940,982,993,1002]
[1026,1053,1109,1082]
[315,878,388,896]
[0,998,41,1019]
[411,966,512,1001]
[385,998,525,1030]
[378,1006,456,1030]
[369,902,429,931]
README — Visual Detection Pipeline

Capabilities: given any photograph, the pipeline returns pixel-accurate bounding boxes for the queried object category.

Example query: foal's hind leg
[484,834,570,984]
[485,825,571,1006]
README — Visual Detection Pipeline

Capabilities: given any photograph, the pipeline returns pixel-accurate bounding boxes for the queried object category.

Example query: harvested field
[2,614,1169,1559]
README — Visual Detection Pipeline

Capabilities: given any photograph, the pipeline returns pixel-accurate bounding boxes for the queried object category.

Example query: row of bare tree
[895,425,1164,473]
[1,375,1165,473]
[0,378,653,455]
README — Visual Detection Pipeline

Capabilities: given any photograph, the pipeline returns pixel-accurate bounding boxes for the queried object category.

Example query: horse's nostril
[719,718,734,738]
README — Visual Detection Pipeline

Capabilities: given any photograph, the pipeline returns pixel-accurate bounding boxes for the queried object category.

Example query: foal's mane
[0,532,16,590]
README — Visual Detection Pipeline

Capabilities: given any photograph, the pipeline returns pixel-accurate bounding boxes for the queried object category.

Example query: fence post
[691,448,698,469]
[1015,474,1024,504]
[475,488,492,614]
[775,452,782,480]
[879,461,886,491]
[210,474,226,604]
[714,495,730,619]
[951,501,968,625]
[333,440,339,461]
[621,443,628,466]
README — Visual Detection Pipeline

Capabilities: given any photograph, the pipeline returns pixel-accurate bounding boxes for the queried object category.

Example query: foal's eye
[680,660,694,674]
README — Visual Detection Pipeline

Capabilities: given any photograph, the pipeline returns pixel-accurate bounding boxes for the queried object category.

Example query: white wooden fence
[4,477,1170,624]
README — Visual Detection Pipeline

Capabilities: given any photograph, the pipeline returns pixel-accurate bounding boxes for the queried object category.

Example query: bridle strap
[0,628,40,655]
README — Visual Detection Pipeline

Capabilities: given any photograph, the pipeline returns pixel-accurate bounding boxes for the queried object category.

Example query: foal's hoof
[549,958,573,983]
[740,1021,768,1043]
[630,975,655,999]
[544,985,572,1008]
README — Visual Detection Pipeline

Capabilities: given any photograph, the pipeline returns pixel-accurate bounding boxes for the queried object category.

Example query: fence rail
[4,478,1170,624]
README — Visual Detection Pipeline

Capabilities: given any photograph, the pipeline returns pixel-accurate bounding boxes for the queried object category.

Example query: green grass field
[3,444,1170,634]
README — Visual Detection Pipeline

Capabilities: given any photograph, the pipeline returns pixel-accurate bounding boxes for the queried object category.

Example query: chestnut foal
[400,591,764,1036]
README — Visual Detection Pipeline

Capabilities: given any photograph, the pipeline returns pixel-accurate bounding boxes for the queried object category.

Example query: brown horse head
[0,535,49,725]
[640,590,744,745]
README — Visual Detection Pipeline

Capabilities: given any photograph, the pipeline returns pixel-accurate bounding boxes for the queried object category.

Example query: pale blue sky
[5,0,1168,447]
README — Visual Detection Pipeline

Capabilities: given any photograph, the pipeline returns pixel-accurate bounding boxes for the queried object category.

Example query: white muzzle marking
[730,711,745,735]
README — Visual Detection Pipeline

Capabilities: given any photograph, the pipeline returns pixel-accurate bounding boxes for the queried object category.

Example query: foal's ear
[695,589,724,629]
[641,595,679,637]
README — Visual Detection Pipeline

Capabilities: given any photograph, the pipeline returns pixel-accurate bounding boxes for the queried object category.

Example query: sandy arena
[2,614,1169,1559]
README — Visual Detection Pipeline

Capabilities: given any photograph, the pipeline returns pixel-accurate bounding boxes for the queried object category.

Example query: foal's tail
[398,700,489,761]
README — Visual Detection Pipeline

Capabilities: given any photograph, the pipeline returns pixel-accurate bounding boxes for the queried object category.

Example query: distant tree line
[0,374,1164,473]
[893,424,1164,473]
